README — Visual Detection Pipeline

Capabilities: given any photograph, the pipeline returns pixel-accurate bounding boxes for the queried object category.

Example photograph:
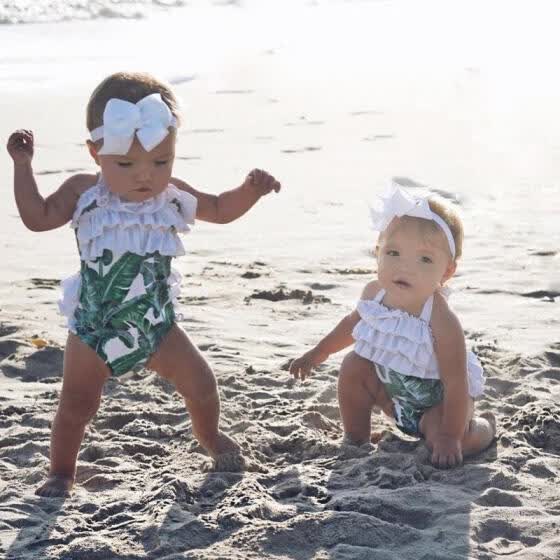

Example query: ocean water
[0,0,189,24]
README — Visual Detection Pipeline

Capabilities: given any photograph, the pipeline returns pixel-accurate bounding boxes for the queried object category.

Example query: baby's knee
[339,353,371,384]
[176,365,217,401]
[58,393,100,425]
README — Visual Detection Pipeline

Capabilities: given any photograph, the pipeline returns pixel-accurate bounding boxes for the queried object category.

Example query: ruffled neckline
[72,176,192,222]
[71,175,197,261]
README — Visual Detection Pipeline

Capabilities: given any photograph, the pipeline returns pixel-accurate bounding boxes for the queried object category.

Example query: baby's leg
[337,351,393,445]
[419,400,496,461]
[36,333,110,497]
[148,325,243,470]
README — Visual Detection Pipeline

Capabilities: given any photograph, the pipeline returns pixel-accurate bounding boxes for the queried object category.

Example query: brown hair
[86,71,181,132]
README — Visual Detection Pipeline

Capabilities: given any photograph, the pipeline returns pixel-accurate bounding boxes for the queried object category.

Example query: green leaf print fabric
[74,249,175,376]
[376,363,444,436]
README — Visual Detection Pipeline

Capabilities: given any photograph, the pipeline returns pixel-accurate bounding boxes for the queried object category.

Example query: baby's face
[92,131,176,202]
[377,217,455,307]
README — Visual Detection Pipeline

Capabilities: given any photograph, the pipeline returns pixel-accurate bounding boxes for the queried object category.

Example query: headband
[370,183,456,259]
[90,93,178,155]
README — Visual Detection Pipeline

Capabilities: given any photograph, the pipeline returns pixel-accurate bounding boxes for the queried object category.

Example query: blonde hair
[377,196,464,261]
[86,71,181,132]
[427,197,464,260]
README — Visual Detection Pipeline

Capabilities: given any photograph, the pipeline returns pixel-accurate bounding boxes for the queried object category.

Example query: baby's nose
[397,259,415,273]
[136,165,152,181]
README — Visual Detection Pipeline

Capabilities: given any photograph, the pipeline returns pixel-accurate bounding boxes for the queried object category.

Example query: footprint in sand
[521,289,559,301]
[29,278,60,289]
[245,288,331,304]
[281,146,322,154]
[474,518,539,555]
[475,487,523,507]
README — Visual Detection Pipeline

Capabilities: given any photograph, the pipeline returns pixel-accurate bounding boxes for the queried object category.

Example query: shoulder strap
[419,295,434,322]
[374,288,386,303]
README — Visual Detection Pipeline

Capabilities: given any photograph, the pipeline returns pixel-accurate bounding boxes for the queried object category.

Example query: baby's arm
[8,130,96,231]
[290,280,380,380]
[429,294,470,463]
[170,169,280,224]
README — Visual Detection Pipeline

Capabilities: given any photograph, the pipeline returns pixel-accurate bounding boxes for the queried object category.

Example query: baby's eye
[155,160,169,166]
[421,256,433,264]
[117,162,132,168]
[386,250,399,257]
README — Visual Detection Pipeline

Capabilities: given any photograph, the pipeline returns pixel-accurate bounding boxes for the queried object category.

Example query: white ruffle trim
[58,267,183,333]
[71,178,197,260]
[352,298,485,398]
[58,273,82,332]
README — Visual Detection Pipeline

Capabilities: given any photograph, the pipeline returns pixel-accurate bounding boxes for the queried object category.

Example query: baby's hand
[243,168,281,197]
[7,130,34,165]
[289,347,328,381]
[429,433,463,469]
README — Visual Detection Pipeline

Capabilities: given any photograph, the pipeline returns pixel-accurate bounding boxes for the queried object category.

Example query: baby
[7,71,281,496]
[290,184,496,468]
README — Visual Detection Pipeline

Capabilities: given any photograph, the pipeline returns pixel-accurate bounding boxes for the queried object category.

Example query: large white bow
[370,183,434,232]
[91,93,177,155]
[370,182,456,258]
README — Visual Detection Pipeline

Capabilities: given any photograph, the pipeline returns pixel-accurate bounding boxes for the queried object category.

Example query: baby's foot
[205,432,245,472]
[463,411,497,458]
[341,433,369,447]
[212,451,246,472]
[481,411,497,433]
[35,475,74,498]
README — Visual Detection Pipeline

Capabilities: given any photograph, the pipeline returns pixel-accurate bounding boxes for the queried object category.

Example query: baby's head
[373,187,463,304]
[87,71,181,133]
[86,72,181,202]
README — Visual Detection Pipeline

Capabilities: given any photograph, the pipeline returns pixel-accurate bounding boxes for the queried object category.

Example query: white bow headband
[90,93,178,155]
[370,183,456,259]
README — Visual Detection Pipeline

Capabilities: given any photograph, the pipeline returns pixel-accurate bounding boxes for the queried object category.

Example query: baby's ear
[86,140,101,165]
[441,260,457,284]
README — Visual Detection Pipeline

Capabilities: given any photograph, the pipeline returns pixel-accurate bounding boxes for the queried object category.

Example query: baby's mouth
[394,279,411,289]
[134,187,151,192]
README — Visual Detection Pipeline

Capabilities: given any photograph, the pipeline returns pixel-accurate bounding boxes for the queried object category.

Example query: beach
[0,1,559,558]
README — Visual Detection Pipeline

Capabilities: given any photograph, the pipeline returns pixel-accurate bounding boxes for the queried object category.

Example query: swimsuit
[352,289,485,436]
[58,176,197,376]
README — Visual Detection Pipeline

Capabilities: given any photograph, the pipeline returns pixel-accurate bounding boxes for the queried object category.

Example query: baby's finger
[289,359,300,377]
[300,364,313,381]
[8,132,22,146]
[248,168,263,183]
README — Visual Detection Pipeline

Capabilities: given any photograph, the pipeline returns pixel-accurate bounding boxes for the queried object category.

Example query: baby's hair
[86,71,181,132]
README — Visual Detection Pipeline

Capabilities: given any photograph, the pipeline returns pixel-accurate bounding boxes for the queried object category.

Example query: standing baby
[7,72,281,496]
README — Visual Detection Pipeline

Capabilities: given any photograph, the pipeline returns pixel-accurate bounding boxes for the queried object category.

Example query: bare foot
[35,475,74,497]
[463,411,497,458]
[341,433,370,447]
[481,411,497,433]
[211,452,246,472]
[205,432,245,472]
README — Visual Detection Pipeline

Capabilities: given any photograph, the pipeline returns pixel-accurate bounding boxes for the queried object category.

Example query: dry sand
[1,7,560,558]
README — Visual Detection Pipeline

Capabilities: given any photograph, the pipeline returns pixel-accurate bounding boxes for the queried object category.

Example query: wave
[0,0,189,25]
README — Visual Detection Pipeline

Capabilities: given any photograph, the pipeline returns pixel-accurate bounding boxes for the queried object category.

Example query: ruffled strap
[58,272,81,332]
[466,350,485,397]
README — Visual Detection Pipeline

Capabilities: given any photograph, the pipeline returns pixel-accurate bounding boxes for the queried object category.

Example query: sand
[1,2,560,558]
